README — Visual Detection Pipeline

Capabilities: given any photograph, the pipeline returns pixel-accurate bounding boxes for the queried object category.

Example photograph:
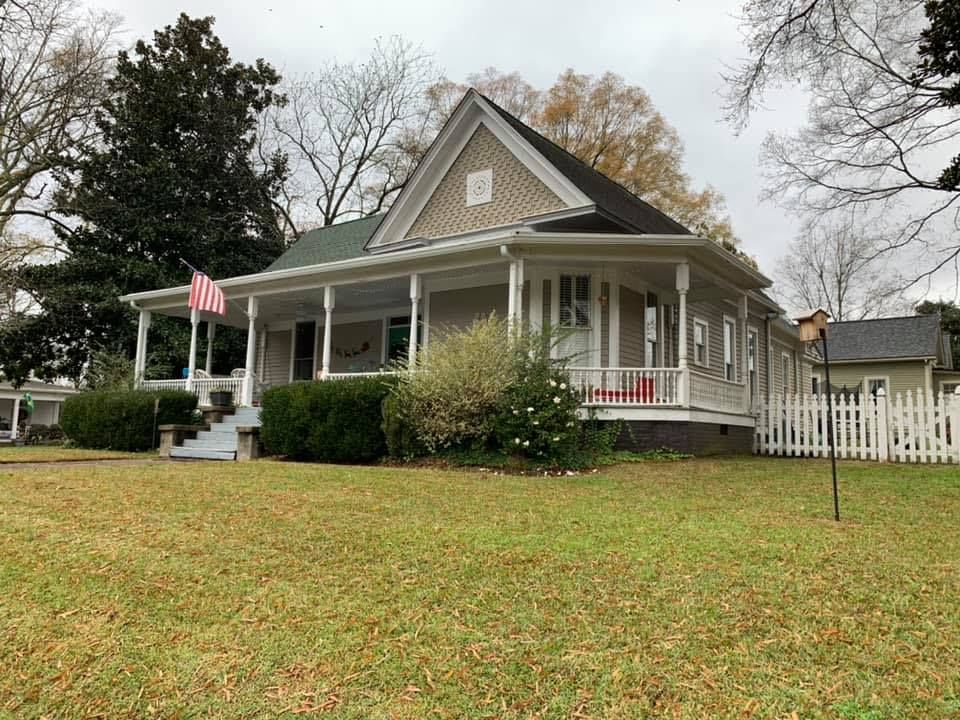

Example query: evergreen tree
[1,14,286,384]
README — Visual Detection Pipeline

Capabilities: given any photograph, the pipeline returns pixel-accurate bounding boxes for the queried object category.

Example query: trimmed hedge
[260,377,394,462]
[61,390,198,451]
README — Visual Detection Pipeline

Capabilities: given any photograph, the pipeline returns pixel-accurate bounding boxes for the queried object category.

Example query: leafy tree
[428,69,738,247]
[0,14,286,385]
[723,0,960,289]
[916,299,960,367]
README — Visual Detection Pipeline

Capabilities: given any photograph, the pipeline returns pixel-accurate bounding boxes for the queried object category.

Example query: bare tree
[723,0,960,289]
[261,37,439,238]
[0,0,119,237]
[775,215,910,320]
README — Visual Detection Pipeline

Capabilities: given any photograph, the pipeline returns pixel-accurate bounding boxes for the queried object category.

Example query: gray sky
[98,0,809,278]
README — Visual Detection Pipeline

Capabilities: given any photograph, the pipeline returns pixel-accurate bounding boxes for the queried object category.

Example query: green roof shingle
[265,214,384,272]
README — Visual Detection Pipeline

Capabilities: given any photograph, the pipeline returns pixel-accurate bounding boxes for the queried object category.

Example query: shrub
[493,338,582,466]
[61,390,197,451]
[391,315,514,451]
[381,392,422,460]
[260,377,393,462]
[25,424,65,444]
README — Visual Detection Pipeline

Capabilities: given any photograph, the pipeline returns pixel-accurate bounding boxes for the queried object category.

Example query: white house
[120,90,811,455]
[0,380,77,442]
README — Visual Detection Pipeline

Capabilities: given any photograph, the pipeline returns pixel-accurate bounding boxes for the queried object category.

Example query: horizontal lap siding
[600,282,609,367]
[330,320,384,373]
[428,283,508,337]
[818,360,930,398]
[619,286,645,367]
[263,330,292,387]
[748,312,769,395]
[689,301,725,379]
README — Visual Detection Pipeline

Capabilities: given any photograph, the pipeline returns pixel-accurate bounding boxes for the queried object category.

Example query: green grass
[0,445,146,463]
[0,458,958,718]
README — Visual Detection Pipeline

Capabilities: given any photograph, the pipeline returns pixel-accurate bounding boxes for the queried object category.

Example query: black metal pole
[820,328,840,521]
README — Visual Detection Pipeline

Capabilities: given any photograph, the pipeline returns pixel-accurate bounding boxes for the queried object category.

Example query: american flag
[188,272,226,316]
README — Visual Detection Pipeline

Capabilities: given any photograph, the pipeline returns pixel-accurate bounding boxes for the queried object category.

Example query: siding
[688,301,726,379]
[600,282,610,367]
[619,286,645,367]
[262,329,292,387]
[406,124,564,240]
[329,320,383,373]
[815,359,931,398]
[747,312,769,398]
[542,279,551,329]
[428,283,508,337]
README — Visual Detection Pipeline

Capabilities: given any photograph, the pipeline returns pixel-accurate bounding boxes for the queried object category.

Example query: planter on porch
[209,390,234,408]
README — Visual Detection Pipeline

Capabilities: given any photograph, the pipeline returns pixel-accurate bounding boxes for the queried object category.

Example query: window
[723,316,737,382]
[747,328,759,402]
[558,274,592,365]
[693,319,709,367]
[387,315,422,362]
[781,353,791,393]
[811,373,822,396]
[293,321,316,381]
[864,377,888,397]
[645,292,659,367]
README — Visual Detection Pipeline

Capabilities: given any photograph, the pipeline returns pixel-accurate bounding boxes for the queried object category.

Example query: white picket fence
[756,388,960,464]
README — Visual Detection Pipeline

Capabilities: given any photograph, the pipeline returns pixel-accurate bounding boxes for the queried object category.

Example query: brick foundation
[610,420,754,456]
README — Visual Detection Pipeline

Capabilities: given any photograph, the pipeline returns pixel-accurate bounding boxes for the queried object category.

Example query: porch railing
[140,372,256,407]
[325,371,399,381]
[688,369,749,414]
[570,368,684,406]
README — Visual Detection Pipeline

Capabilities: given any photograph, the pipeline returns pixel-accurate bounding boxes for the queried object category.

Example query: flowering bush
[493,339,581,465]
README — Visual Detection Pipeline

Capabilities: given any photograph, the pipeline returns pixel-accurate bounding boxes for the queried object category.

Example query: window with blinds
[558,274,591,366]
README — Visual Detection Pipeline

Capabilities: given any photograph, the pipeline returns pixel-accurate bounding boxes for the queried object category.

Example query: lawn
[0,458,957,719]
[0,445,146,463]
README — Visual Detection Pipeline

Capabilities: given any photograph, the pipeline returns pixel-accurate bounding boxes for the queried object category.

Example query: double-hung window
[723,316,737,382]
[781,353,791,393]
[558,274,591,365]
[693,319,709,367]
[747,328,759,402]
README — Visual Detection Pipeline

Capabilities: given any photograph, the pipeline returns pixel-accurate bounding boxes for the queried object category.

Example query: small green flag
[23,392,34,414]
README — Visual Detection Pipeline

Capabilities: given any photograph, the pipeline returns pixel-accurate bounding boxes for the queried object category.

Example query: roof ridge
[302,213,385,234]
[830,313,940,325]
[474,90,691,235]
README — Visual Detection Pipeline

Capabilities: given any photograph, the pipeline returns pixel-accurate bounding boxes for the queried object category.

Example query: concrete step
[170,446,236,461]
[195,430,238,446]
[183,437,237,451]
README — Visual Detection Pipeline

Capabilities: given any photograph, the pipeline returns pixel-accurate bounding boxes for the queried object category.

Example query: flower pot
[210,390,234,407]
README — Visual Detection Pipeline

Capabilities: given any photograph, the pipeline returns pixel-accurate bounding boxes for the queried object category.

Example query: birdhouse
[794,308,830,343]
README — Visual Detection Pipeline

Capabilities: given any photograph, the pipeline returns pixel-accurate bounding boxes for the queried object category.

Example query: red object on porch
[593,377,655,403]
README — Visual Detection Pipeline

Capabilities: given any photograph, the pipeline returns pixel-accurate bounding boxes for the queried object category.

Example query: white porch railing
[570,368,684,406]
[688,369,749,414]
[140,379,188,393]
[325,371,399,381]
[140,371,257,407]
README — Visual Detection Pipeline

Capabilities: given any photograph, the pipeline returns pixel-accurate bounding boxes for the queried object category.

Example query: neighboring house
[812,315,960,399]
[120,90,811,454]
[0,380,78,442]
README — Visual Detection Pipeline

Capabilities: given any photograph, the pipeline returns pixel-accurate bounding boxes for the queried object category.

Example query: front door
[293,321,316,380]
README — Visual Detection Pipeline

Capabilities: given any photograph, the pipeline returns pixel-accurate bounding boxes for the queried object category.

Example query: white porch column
[408,274,421,367]
[186,308,199,392]
[514,258,525,327]
[242,297,258,405]
[676,263,690,406]
[321,286,335,379]
[507,261,517,333]
[134,309,151,384]
[10,396,20,441]
[205,321,216,375]
[739,294,750,411]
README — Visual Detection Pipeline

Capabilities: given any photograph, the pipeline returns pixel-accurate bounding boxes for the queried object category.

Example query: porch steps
[169,407,261,461]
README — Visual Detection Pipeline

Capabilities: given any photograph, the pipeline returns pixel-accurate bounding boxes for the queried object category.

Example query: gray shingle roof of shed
[826,315,942,361]
[265,215,384,272]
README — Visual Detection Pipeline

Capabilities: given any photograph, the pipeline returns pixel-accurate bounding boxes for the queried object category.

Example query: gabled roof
[265,215,384,272]
[483,96,690,235]
[823,315,943,362]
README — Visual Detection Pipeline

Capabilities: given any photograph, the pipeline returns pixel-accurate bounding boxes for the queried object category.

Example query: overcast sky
[95,0,810,279]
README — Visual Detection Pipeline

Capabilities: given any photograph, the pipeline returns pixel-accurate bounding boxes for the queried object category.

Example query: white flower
[512,409,519,416]
[532,420,539,426]
[553,396,561,404]
[527,406,534,413]
[549,379,557,387]
[514,438,521,445]
[559,382,567,390]
[522,440,530,447]
[553,436,560,442]
[566,421,575,428]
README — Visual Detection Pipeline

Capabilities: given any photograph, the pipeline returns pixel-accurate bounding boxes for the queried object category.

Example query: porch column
[10,396,20,441]
[205,321,216,375]
[739,294,750,411]
[320,286,335,379]
[507,261,517,333]
[676,263,690,406]
[186,308,199,392]
[242,297,258,405]
[134,309,151,384]
[409,274,421,367]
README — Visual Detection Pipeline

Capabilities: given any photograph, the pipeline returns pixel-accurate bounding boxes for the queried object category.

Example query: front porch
[129,236,768,423]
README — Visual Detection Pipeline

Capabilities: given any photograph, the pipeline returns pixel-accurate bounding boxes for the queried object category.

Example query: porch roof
[120,230,774,328]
